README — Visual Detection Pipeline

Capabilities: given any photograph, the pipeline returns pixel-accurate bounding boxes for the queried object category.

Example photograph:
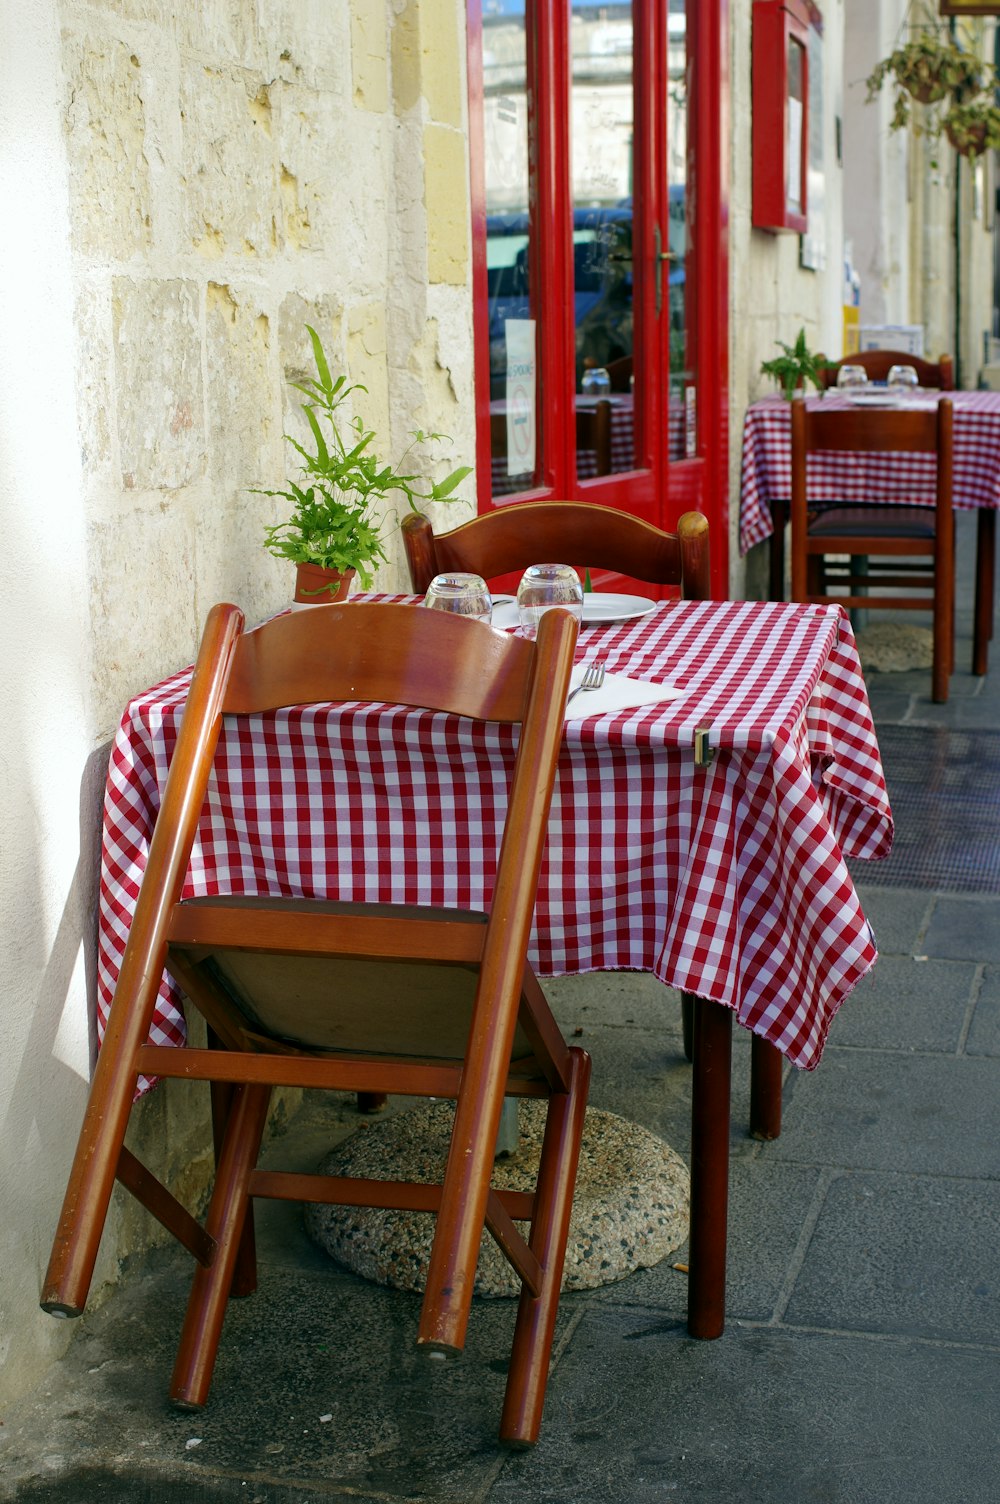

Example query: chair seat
[809,505,937,540]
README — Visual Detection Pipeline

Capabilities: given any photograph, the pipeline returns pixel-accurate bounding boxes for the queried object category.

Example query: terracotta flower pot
[293,562,356,605]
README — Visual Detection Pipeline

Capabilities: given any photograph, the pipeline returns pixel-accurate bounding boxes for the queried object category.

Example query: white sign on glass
[505,318,536,478]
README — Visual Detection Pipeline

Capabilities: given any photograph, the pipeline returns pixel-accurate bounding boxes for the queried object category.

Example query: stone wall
[63,0,476,734]
[0,0,475,1411]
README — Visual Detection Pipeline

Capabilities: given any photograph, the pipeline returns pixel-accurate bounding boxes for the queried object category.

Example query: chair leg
[500,1049,591,1448]
[209,1076,257,1299]
[749,1035,783,1140]
[687,996,731,1341]
[973,509,995,676]
[170,1083,272,1409]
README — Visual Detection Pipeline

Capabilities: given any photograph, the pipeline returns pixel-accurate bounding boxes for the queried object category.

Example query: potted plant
[759,329,830,402]
[255,325,471,602]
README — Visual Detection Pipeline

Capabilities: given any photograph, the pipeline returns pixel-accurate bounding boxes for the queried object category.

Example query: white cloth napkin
[564,666,682,720]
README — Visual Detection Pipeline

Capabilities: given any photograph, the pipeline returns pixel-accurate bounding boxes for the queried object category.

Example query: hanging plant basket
[942,101,1000,158]
[866,32,988,132]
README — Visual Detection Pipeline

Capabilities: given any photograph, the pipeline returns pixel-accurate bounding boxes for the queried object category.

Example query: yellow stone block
[392,0,462,125]
[424,125,469,286]
[351,0,388,113]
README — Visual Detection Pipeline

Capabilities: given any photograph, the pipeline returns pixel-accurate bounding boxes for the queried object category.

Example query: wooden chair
[790,396,956,703]
[576,398,612,475]
[817,349,955,390]
[41,602,589,1447]
[402,500,710,600]
[605,354,633,392]
[770,352,956,601]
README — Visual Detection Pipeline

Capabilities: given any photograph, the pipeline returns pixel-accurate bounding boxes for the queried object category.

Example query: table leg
[749,1035,783,1140]
[973,509,995,677]
[687,995,731,1340]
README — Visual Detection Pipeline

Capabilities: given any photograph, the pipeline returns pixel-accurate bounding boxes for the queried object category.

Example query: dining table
[740,389,999,670]
[97,593,892,1339]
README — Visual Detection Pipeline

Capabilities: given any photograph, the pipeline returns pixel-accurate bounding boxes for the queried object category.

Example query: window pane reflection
[571,0,635,475]
[482,6,538,494]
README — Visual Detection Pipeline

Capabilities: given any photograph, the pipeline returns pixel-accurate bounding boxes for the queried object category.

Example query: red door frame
[467,0,729,598]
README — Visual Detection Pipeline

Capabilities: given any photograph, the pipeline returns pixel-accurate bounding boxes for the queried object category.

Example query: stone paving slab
[487,1310,1000,1504]
[783,1170,1000,1344]
[828,952,977,1053]
[774,1050,999,1177]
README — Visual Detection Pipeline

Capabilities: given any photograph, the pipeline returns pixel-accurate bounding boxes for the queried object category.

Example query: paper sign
[505,318,536,477]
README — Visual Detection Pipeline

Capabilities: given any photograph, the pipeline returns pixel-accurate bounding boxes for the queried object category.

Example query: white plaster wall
[730,0,845,596]
[0,0,103,1405]
[0,0,475,1410]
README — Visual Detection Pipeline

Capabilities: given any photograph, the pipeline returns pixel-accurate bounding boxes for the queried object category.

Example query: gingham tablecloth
[98,598,892,1094]
[740,390,1000,555]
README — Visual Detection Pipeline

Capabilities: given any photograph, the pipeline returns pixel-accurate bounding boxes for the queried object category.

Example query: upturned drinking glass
[516,563,584,639]
[422,573,493,622]
[887,364,919,394]
[836,364,868,390]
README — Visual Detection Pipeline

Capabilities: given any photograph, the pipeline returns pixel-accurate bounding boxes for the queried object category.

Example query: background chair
[817,349,954,390]
[41,602,588,1448]
[769,351,955,601]
[402,500,710,601]
[791,396,955,702]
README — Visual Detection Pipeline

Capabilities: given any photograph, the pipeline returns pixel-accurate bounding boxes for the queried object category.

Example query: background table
[97,596,892,1333]
[740,392,999,666]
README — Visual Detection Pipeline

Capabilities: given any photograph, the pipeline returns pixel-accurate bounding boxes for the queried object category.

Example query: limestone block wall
[0,0,475,1410]
[64,0,476,732]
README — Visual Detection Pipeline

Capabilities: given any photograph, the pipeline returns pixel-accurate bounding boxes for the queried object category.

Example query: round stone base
[856,623,933,673]
[305,1101,690,1297]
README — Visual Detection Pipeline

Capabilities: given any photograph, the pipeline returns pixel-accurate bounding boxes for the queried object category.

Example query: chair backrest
[402,501,710,598]
[790,396,954,599]
[605,354,633,391]
[818,349,955,390]
[575,400,611,474]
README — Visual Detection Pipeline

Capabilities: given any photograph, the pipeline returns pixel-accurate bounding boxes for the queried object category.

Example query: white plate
[843,391,901,407]
[580,593,658,625]
[490,594,658,630]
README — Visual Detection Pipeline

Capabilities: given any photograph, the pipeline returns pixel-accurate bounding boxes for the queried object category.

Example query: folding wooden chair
[41,601,589,1447]
[402,500,710,601]
[791,396,956,703]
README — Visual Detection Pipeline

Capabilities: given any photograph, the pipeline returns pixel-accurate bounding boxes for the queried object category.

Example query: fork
[565,659,606,706]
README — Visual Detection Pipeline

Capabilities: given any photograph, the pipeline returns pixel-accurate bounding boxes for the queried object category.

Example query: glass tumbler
[836,364,868,391]
[581,366,612,397]
[516,563,584,639]
[422,573,493,622]
[887,364,919,394]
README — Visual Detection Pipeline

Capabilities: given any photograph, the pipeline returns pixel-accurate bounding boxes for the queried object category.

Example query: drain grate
[849,725,1000,895]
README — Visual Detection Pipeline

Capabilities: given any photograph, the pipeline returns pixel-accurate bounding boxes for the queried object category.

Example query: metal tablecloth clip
[693,722,715,767]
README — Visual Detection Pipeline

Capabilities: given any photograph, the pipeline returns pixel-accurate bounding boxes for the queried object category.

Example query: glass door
[469,0,728,594]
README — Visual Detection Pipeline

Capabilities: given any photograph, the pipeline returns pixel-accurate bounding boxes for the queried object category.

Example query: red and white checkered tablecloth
[740,391,1000,555]
[98,598,892,1095]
